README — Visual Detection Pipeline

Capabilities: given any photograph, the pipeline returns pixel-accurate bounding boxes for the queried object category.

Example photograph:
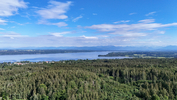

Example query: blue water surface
[0,51,129,63]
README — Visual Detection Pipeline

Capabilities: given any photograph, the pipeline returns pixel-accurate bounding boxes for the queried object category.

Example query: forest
[0,50,95,55]
[1,58,177,100]
[98,51,177,58]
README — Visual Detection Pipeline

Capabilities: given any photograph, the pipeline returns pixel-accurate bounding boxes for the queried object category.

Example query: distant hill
[158,45,177,51]
[1,45,177,51]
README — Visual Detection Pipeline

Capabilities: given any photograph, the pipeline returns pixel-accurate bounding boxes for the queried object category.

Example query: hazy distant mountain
[1,45,177,51]
[158,45,177,51]
[68,46,159,51]
[0,46,164,51]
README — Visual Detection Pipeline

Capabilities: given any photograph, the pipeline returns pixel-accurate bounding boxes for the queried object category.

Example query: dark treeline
[1,58,177,99]
[98,51,177,58]
[0,50,96,55]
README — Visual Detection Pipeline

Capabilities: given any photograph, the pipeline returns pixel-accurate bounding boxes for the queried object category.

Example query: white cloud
[145,11,156,16]
[77,25,83,28]
[114,20,130,24]
[52,22,68,27]
[0,0,27,16]
[72,15,83,22]
[129,13,136,15]
[99,35,109,38]
[85,19,177,37]
[10,21,30,25]
[156,31,165,34]
[86,21,177,32]
[109,31,147,37]
[0,19,7,25]
[51,31,71,37]
[0,33,174,48]
[0,32,28,39]
[138,19,155,23]
[93,13,97,15]
[38,20,68,27]
[81,35,98,39]
[0,28,5,30]
[36,1,72,19]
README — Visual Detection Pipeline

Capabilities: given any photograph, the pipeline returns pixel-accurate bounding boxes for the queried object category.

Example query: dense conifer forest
[1,58,177,100]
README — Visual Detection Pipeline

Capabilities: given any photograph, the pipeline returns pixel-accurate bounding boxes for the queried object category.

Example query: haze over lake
[0,51,129,63]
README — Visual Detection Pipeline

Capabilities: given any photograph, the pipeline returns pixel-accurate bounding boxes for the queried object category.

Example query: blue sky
[0,0,177,48]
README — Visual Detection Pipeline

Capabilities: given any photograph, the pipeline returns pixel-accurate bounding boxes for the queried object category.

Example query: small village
[0,61,55,66]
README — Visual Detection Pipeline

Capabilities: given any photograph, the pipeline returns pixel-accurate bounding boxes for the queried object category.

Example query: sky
[0,0,177,48]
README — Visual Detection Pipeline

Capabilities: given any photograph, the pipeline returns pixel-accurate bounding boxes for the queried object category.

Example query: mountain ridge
[0,45,176,51]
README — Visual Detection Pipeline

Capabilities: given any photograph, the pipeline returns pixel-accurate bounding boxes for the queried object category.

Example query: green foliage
[1,92,9,100]
[41,95,48,100]
[1,58,177,99]
[56,89,67,100]
[39,84,47,91]
[98,51,177,58]
[109,76,114,79]
[152,95,160,100]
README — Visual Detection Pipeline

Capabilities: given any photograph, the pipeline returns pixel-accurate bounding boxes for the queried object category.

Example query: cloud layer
[1,18,176,48]
[36,1,72,19]
[0,1,177,48]
[0,18,7,25]
[0,0,27,16]
[38,20,68,27]
[86,19,177,37]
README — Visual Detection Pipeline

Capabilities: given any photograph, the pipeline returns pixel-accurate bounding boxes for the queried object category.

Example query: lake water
[0,51,129,63]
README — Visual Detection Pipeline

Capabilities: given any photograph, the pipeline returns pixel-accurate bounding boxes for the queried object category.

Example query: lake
[0,51,129,63]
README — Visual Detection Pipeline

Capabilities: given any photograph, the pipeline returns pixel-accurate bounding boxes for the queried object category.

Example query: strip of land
[0,50,97,55]
[98,51,177,58]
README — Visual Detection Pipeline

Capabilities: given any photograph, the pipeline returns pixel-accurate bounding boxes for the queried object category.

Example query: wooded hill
[1,58,177,100]
[98,51,177,58]
[0,50,94,55]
